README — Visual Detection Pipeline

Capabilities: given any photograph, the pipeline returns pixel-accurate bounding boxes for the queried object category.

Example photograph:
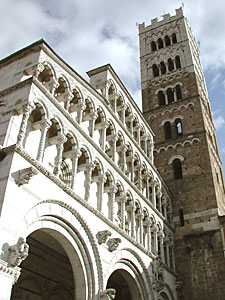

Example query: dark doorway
[11,230,74,300]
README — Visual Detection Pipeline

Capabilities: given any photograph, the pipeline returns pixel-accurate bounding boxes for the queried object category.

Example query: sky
[0,0,225,171]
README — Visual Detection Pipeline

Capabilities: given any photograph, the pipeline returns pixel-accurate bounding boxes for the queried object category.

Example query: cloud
[214,115,225,130]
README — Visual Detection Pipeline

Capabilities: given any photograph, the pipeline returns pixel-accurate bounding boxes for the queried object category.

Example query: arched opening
[175,55,181,69]
[165,35,171,46]
[11,230,75,300]
[158,91,166,106]
[173,158,183,179]
[106,269,142,300]
[160,61,166,75]
[158,38,164,49]
[167,88,174,104]
[152,64,159,77]
[168,58,174,71]
[175,118,183,136]
[151,41,157,51]
[164,121,172,140]
[175,85,182,100]
[172,33,177,44]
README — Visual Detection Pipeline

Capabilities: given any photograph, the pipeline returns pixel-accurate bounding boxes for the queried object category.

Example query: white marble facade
[0,35,177,299]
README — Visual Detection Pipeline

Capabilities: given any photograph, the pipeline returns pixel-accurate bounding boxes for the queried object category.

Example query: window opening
[158,91,166,106]
[173,158,183,179]
[164,122,172,140]
[172,33,177,44]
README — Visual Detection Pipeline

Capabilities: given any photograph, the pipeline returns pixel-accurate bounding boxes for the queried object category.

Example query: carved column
[158,231,165,263]
[120,104,126,124]
[93,174,106,212]
[84,163,95,201]
[35,63,45,77]
[71,149,82,189]
[51,79,59,95]
[150,223,157,255]
[17,102,35,146]
[89,112,98,137]
[136,125,141,145]
[150,180,157,207]
[77,102,86,124]
[100,122,107,150]
[53,134,67,176]
[115,195,125,229]
[156,189,162,213]
[146,174,150,200]
[36,118,52,161]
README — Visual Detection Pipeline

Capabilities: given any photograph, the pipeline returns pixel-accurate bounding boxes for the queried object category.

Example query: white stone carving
[16,167,38,186]
[107,238,121,252]
[7,237,29,267]
[96,230,112,245]
[100,288,116,299]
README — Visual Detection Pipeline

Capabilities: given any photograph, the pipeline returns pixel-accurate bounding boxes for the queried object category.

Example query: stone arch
[14,200,104,299]
[105,248,152,300]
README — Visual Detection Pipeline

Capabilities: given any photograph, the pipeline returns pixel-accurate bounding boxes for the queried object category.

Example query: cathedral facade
[0,7,224,300]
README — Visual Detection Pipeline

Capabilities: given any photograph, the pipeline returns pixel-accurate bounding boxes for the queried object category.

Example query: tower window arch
[168,58,174,71]
[158,38,164,49]
[165,35,171,46]
[172,158,183,179]
[164,121,172,140]
[175,55,181,69]
[158,91,166,106]
[151,41,157,51]
[152,64,159,77]
[160,61,166,75]
[175,85,182,100]
[175,118,183,136]
[172,33,177,44]
[167,88,174,103]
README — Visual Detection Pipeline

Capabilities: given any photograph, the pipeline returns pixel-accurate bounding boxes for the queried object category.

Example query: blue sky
[0,0,225,170]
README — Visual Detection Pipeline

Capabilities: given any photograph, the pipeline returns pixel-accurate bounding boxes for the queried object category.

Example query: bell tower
[139,7,225,300]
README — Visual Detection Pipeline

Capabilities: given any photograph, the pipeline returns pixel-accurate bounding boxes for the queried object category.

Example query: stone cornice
[0,77,32,97]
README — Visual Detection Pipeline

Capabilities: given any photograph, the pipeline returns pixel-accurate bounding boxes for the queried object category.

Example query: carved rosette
[107,238,121,252]
[96,230,112,245]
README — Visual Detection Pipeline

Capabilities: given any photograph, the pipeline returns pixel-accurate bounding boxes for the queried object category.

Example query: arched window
[165,35,171,46]
[151,41,157,51]
[158,91,166,106]
[173,158,183,179]
[164,121,172,140]
[168,58,174,71]
[175,55,181,69]
[158,38,164,49]
[167,88,174,103]
[160,61,166,75]
[179,208,184,226]
[175,85,182,100]
[152,64,159,77]
[172,33,177,44]
[175,118,183,136]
